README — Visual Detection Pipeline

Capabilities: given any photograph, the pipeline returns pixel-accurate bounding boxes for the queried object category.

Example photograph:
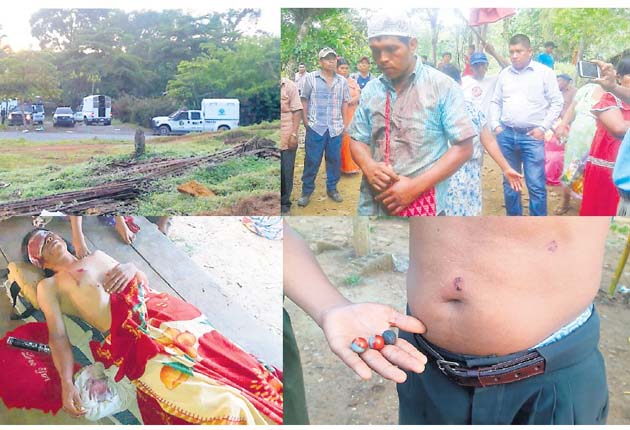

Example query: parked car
[31,103,45,125]
[7,110,26,126]
[53,107,75,127]
[74,105,84,122]
[151,99,239,135]
[7,105,33,126]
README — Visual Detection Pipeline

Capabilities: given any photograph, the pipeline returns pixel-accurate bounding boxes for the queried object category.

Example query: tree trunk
[352,217,371,257]
[428,10,440,66]
[283,9,321,76]
[134,129,145,158]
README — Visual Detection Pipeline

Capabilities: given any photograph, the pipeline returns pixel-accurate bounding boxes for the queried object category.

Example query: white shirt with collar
[490,60,563,132]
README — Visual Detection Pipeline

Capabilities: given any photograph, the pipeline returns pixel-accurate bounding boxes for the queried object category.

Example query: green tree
[503,8,630,65]
[0,24,9,57]
[281,9,368,76]
[0,52,61,102]
[166,36,280,125]
[29,9,112,51]
[29,8,262,101]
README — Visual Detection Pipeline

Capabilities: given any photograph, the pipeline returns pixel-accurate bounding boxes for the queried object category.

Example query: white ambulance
[151,99,239,136]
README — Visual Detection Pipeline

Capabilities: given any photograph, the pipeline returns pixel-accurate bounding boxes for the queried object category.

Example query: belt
[414,334,546,388]
[502,125,538,134]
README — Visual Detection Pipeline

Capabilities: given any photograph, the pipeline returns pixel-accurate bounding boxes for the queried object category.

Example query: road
[0,120,155,142]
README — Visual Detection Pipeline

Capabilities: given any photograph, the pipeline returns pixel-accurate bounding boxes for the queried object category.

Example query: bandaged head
[26,230,48,269]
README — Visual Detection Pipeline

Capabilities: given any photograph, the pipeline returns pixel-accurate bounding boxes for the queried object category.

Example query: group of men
[281,13,574,216]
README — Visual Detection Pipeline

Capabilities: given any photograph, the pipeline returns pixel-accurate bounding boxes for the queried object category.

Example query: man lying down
[5,228,282,424]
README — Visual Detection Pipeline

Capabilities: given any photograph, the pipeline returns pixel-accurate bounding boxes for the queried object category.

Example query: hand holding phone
[577,61,601,79]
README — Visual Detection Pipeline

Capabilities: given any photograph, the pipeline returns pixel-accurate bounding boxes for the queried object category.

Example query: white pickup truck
[151,98,239,136]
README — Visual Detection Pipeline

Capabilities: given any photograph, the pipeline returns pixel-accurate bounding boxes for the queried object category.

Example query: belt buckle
[436,359,460,375]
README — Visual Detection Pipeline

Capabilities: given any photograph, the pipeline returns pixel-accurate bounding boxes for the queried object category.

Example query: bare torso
[408,217,609,355]
[51,250,119,333]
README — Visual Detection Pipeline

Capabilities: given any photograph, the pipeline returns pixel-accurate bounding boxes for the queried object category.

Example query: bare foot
[114,217,136,244]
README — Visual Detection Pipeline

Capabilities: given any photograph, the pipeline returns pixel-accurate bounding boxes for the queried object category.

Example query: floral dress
[560,83,601,198]
[444,102,484,216]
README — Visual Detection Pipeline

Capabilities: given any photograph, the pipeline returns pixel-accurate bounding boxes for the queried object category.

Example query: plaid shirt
[349,57,476,215]
[301,70,350,137]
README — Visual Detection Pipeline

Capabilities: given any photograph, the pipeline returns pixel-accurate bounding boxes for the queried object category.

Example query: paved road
[0,120,155,142]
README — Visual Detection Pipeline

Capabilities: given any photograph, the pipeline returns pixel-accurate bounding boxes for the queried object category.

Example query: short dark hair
[509,34,531,48]
[298,63,305,67]
[442,52,452,58]
[616,56,630,77]
[440,64,461,84]
[337,57,349,67]
[21,228,75,276]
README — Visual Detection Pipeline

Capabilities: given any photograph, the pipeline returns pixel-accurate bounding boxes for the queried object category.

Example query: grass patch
[343,273,362,286]
[610,222,630,236]
[0,121,279,210]
[136,156,279,214]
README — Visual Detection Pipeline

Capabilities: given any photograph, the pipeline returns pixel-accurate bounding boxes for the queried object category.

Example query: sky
[0,4,279,52]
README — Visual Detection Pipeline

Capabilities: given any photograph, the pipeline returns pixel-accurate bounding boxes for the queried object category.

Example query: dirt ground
[288,146,580,216]
[203,193,281,216]
[167,216,282,341]
[284,217,630,425]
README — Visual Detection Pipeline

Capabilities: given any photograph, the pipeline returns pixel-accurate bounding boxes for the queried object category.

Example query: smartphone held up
[577,60,601,79]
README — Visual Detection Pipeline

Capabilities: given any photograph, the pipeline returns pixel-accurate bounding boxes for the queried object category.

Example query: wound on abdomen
[454,276,464,292]
[547,240,558,252]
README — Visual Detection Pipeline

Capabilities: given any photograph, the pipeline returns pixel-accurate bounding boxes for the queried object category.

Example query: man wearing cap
[298,47,351,207]
[351,56,374,90]
[348,14,475,216]
[557,74,577,117]
[461,45,510,122]
[537,41,557,69]
[490,34,563,216]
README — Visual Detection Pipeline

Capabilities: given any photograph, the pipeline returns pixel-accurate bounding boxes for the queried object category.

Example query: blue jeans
[497,128,547,216]
[301,128,341,195]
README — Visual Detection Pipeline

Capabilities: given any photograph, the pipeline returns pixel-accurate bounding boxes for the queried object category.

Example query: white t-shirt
[461,75,498,122]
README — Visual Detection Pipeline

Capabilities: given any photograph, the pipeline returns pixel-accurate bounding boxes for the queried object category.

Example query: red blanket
[90,274,283,424]
[0,322,80,414]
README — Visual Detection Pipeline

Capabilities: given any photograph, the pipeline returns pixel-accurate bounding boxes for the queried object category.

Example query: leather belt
[502,125,538,134]
[414,334,546,388]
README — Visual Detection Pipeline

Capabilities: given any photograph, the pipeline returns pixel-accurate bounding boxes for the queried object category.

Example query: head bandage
[27,230,48,269]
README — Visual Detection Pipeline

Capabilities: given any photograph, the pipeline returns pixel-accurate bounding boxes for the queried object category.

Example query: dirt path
[285,217,630,425]
[289,142,361,216]
[289,149,580,216]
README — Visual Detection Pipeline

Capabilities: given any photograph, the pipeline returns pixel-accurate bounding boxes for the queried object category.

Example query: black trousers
[398,307,608,425]
[281,148,297,212]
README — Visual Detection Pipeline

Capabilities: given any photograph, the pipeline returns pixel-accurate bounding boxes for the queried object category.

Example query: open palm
[321,302,427,383]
